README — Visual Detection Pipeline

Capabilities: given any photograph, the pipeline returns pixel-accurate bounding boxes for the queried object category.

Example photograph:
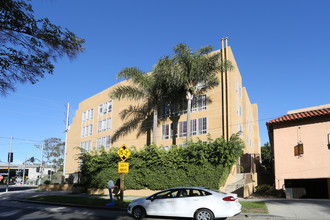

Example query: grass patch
[240,201,268,214]
[24,195,131,208]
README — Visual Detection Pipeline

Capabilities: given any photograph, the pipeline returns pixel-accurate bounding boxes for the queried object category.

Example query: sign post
[117,144,130,202]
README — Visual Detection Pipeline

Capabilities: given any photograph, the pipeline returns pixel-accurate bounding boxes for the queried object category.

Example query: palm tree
[109,67,164,145]
[170,43,233,141]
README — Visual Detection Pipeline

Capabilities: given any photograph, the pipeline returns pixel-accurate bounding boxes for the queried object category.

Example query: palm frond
[109,85,146,101]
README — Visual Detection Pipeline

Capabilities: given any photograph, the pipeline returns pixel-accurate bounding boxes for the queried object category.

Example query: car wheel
[194,209,214,220]
[132,206,146,219]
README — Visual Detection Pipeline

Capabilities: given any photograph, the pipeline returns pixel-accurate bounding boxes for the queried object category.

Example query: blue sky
[1,0,329,164]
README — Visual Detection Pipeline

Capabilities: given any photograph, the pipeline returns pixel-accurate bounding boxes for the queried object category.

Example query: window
[294,143,304,156]
[97,121,101,133]
[171,122,178,138]
[198,95,207,111]
[162,124,170,140]
[236,78,238,93]
[162,104,170,118]
[101,119,106,131]
[179,121,187,137]
[90,108,94,120]
[89,124,93,136]
[191,97,197,112]
[198,117,207,134]
[179,99,188,115]
[98,104,103,116]
[107,100,112,113]
[81,140,92,152]
[105,135,111,148]
[107,118,112,130]
[191,119,197,136]
[82,112,86,122]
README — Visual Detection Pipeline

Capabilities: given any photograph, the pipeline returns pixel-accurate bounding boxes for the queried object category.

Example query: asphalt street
[0,187,330,220]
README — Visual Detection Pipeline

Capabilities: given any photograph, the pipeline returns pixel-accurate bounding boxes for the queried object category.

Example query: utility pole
[5,136,13,193]
[22,154,27,185]
[39,144,44,185]
[63,102,69,182]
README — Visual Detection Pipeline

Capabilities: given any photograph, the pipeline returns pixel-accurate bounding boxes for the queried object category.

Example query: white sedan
[127,186,241,220]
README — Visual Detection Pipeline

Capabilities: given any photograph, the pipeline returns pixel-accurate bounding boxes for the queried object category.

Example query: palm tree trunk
[153,107,158,145]
[186,91,193,141]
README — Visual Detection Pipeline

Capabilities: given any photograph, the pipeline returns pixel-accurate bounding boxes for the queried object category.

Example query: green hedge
[79,134,244,190]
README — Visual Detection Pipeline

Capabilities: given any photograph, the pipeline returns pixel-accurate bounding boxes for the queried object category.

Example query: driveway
[236,198,330,220]
[265,199,330,220]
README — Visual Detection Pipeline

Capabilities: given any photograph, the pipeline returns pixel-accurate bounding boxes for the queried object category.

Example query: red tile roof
[267,107,330,125]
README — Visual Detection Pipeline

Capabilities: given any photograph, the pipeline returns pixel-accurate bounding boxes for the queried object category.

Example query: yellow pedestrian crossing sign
[117,144,131,162]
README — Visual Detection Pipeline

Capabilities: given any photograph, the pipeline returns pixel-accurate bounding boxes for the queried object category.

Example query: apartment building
[65,41,261,180]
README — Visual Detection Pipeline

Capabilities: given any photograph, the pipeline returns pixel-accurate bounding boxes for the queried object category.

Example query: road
[0,185,37,193]
[1,188,330,220]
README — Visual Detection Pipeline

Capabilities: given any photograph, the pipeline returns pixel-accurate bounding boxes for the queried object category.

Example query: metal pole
[39,144,44,185]
[120,173,124,202]
[22,154,26,185]
[5,136,13,193]
[63,102,69,182]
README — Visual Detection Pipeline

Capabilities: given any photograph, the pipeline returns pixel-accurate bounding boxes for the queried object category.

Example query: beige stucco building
[267,104,330,199]
[65,41,261,187]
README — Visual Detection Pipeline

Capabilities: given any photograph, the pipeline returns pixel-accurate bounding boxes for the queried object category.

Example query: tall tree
[0,0,85,95]
[170,43,233,141]
[109,67,166,145]
[36,138,64,171]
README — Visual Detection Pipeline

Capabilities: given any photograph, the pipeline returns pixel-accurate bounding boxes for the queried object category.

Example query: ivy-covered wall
[79,135,244,190]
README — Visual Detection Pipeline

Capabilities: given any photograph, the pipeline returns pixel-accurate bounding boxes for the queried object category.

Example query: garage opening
[285,178,329,199]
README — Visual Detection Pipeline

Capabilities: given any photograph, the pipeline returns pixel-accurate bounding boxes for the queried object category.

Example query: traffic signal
[30,157,35,163]
[8,152,13,163]
[36,167,40,172]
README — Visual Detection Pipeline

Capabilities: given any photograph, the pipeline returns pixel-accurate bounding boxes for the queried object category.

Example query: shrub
[79,134,244,190]
[254,184,285,197]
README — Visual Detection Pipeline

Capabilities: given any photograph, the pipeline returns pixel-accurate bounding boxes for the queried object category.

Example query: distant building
[0,164,56,185]
[267,104,330,199]
[65,40,261,190]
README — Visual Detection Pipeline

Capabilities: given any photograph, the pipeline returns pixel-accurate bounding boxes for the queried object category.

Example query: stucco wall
[273,119,330,189]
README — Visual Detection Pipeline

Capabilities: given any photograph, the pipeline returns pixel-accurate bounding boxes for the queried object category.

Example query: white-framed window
[198,117,207,134]
[236,78,238,93]
[105,135,111,148]
[109,101,113,113]
[97,121,102,133]
[162,124,170,140]
[198,95,207,111]
[179,121,187,137]
[107,118,112,130]
[90,108,94,120]
[98,104,103,116]
[88,124,93,136]
[81,140,92,152]
[82,112,86,122]
[101,119,106,131]
[191,119,197,136]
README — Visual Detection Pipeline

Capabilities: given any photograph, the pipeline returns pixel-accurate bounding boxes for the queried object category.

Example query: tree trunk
[186,91,193,141]
[153,107,158,145]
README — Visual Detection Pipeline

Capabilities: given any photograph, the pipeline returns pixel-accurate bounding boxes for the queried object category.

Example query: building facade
[65,41,261,181]
[267,104,330,199]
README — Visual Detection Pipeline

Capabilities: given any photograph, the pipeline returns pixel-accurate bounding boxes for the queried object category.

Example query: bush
[254,184,285,198]
[44,180,51,185]
[79,134,245,190]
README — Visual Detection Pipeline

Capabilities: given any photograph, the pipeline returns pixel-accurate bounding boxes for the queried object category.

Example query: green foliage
[35,138,64,169]
[0,0,85,95]
[254,184,284,198]
[80,134,244,190]
[260,142,273,174]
